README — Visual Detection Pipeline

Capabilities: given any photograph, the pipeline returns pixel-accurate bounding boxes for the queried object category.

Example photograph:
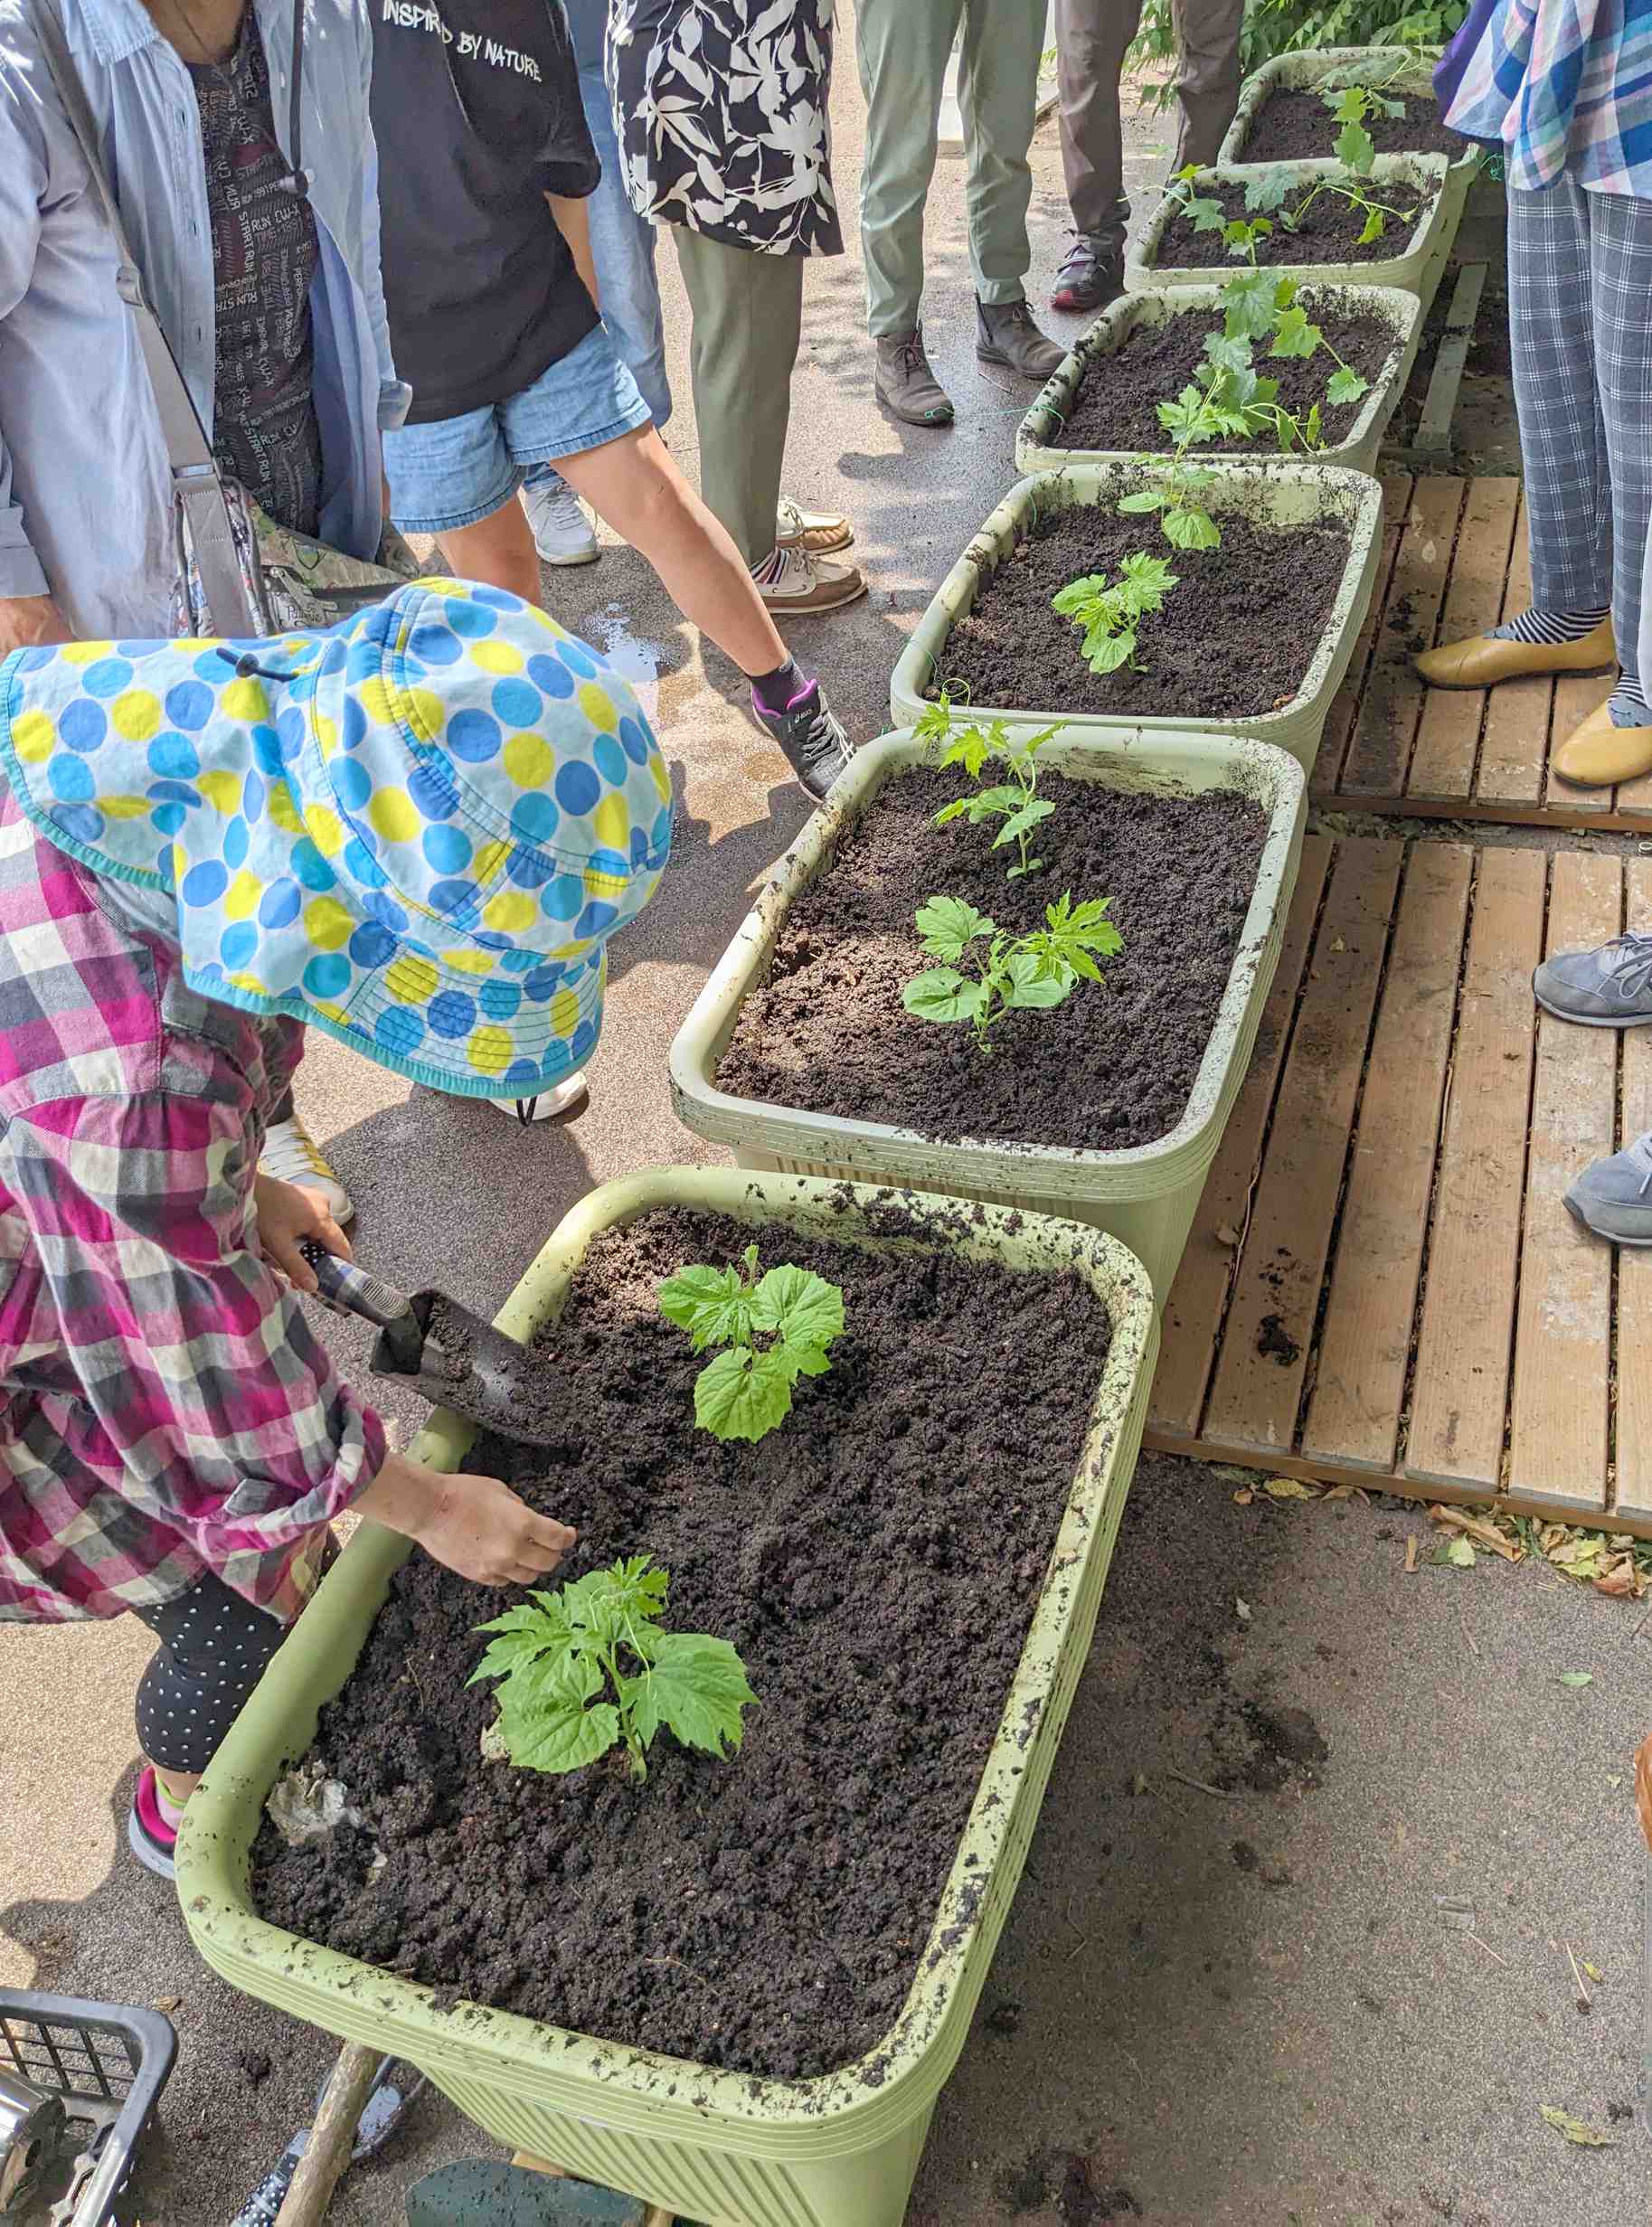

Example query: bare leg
[435,497,544,609]
[556,426,787,676]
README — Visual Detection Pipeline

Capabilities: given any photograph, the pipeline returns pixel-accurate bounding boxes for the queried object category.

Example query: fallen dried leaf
[1583,1959,1605,1985]
[1263,1477,1318,1501]
[1330,935,1347,953]
[1435,1537,1476,1569]
[1214,1222,1241,1247]
[1235,1597,1252,1622]
[1429,1505,1521,1561]
[1594,1558,1638,1599]
[1540,2105,1617,2148]
[154,1996,182,2015]
[1404,1535,1419,1574]
[1232,1486,1254,1505]
[1558,1671,1594,1688]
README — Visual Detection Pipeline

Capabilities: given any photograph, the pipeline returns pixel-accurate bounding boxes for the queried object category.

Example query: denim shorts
[384,324,653,534]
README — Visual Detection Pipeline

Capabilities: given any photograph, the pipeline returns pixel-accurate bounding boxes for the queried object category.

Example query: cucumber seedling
[902,890,1122,1056]
[473,1553,757,1781]
[658,1243,845,1443]
[1052,553,1178,675]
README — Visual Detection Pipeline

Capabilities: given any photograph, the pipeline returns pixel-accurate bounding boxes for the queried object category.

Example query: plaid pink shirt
[0,783,386,1624]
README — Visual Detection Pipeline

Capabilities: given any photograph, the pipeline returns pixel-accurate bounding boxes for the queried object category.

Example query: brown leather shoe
[1414,615,1616,689]
[776,496,854,556]
[756,546,867,617]
[874,328,955,427]
[1552,700,1652,788]
[976,297,1065,380]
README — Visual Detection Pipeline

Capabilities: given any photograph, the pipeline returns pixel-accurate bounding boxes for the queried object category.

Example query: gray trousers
[673,228,804,571]
[855,0,1047,337]
[1508,179,1652,688]
[1055,0,1241,258]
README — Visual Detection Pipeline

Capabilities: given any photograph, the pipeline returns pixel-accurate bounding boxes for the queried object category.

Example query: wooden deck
[1311,475,1644,834]
[1147,831,1652,1535]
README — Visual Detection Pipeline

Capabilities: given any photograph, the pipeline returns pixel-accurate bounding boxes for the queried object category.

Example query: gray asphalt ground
[4,36,1646,2227]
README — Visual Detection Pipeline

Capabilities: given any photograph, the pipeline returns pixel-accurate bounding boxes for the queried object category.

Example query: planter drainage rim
[669,728,1305,1204]
[1015,279,1424,479]
[176,1164,1157,2168]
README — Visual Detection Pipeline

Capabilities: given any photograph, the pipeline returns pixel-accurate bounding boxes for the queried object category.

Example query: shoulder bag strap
[30,0,260,635]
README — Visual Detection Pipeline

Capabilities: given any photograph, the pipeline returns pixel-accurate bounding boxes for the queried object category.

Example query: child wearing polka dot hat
[0,580,659,1875]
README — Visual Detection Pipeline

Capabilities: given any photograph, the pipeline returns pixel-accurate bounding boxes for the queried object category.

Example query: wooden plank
[1201,841,1403,1455]
[1316,475,1412,792]
[1339,477,1465,797]
[1475,494,1553,809]
[1506,851,1621,1514]
[1414,261,1488,464]
[1150,836,1334,1438]
[1301,844,1474,1470]
[1404,847,1547,1490]
[1406,477,1521,800]
[1612,859,1652,1517]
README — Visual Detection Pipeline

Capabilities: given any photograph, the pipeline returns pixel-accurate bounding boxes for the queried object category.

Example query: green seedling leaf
[1357,203,1387,244]
[656,1260,757,1353]
[915,892,991,959]
[1244,172,1290,214]
[694,1343,800,1443]
[939,726,992,781]
[903,965,986,1023]
[1185,193,1227,233]
[1204,330,1255,374]
[1304,401,1325,448]
[1558,1670,1594,1688]
[1335,119,1376,173]
[1163,505,1222,551]
[992,797,1057,854]
[474,1554,755,1781]
[623,1629,758,1760]
[1118,486,1168,514]
[1222,269,1279,340]
[749,1261,845,1354]
[905,887,1120,1055]
[1539,2106,1617,2148]
[1326,364,1370,406]
[660,1246,844,1444]
[1269,305,1321,359]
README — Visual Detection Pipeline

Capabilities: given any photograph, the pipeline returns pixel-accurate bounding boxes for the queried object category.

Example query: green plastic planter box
[887,460,1383,774]
[668,730,1305,1303]
[1126,154,1454,303]
[1220,47,1479,249]
[1016,280,1424,478]
[176,1165,1158,2227]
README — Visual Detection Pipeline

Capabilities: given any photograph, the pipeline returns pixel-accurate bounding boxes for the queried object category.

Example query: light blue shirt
[0,0,411,638]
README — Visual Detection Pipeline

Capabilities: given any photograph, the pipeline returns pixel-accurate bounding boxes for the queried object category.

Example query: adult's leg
[1509,178,1612,618]
[1588,189,1652,709]
[1170,0,1244,169]
[557,423,788,674]
[1054,0,1145,266]
[956,0,1045,307]
[854,0,961,337]
[670,228,802,571]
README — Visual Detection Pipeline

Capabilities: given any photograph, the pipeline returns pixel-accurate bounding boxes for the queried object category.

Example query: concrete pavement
[3,39,1645,2227]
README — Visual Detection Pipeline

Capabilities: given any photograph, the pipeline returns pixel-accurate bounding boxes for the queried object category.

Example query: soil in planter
[936,501,1349,726]
[1035,305,1394,455]
[1240,88,1461,165]
[1156,178,1433,269]
[714,764,1269,1152]
[252,1203,1117,2081]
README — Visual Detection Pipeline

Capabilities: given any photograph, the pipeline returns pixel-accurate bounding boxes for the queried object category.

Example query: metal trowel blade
[368,1290,561,1445]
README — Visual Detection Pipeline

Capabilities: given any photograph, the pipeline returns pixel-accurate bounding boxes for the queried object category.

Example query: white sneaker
[522,480,600,567]
[494,1071,590,1123]
[260,1112,354,1226]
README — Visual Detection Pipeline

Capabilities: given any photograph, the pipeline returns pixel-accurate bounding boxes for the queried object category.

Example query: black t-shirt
[371,0,601,424]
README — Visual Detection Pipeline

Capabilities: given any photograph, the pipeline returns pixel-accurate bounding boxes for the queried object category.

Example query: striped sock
[1488,605,1610,646]
[1610,674,1648,728]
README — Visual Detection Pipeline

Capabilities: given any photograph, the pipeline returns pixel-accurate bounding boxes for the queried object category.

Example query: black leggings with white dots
[132,1572,289,1774]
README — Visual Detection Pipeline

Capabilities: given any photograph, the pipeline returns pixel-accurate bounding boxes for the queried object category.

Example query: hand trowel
[300,1243,561,1444]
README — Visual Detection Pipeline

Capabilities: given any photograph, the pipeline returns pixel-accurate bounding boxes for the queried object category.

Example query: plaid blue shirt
[1444,0,1652,194]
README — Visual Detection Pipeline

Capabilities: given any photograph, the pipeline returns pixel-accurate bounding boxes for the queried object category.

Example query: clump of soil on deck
[254,1205,1114,2081]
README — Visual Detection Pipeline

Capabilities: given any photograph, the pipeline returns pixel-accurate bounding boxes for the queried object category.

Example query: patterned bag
[34,0,419,638]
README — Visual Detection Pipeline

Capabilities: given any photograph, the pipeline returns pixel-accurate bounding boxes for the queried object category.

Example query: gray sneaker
[1051,235,1125,315]
[1565,1132,1652,1245]
[1533,931,1652,1026]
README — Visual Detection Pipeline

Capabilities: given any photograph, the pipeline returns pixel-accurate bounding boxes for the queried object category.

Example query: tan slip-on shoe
[777,497,854,556]
[1414,615,1616,689]
[756,546,868,618]
[1552,700,1652,788]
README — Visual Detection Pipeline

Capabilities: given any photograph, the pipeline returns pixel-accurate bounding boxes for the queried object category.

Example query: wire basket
[0,1994,175,2227]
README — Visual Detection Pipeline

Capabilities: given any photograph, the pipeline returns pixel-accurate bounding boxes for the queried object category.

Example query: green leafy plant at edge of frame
[1124,3,1460,109]
[902,890,1122,1056]
[917,692,1063,880]
[1119,458,1222,551]
[1052,553,1179,675]
[658,1243,845,1442]
[472,1553,757,1781]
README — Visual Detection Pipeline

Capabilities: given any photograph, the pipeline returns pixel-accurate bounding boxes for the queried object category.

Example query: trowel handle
[299,1243,419,1334]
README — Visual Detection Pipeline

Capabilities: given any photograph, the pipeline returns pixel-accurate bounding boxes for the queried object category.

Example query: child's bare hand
[254,1172,351,1293]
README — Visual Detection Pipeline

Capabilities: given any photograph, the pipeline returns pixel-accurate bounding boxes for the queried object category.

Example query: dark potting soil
[937,503,1349,726]
[253,1205,1115,2082]
[1156,178,1434,269]
[1240,88,1461,165]
[1034,306,1393,455]
[714,765,1269,1152]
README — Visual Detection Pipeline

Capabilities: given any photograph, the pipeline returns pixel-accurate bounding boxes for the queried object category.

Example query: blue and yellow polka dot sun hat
[0,580,673,1098]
